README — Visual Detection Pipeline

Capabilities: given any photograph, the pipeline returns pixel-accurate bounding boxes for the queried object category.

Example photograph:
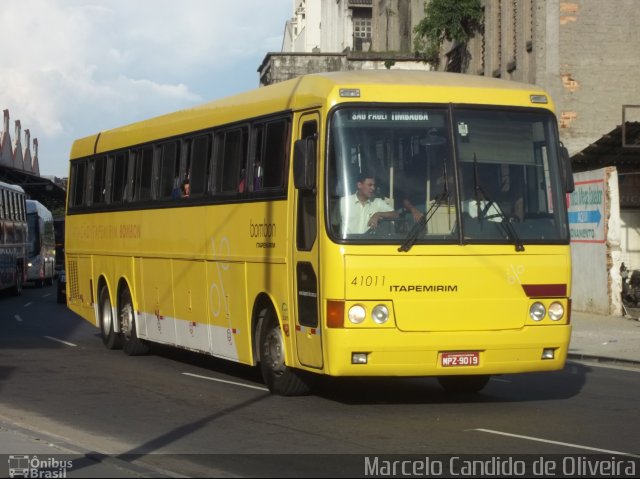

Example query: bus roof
[70,70,554,160]
[26,199,53,219]
[0,181,26,194]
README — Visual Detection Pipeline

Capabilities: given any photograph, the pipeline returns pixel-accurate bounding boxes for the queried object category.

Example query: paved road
[1,287,639,477]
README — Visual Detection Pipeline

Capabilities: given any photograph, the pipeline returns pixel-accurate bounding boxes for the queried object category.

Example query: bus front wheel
[258,308,310,396]
[437,375,490,394]
[99,286,121,350]
[119,287,149,356]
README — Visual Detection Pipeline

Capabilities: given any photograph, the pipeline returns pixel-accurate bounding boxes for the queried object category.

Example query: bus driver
[337,172,399,235]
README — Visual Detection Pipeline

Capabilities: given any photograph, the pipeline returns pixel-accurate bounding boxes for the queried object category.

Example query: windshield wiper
[398,191,447,252]
[472,154,524,252]
[482,197,525,252]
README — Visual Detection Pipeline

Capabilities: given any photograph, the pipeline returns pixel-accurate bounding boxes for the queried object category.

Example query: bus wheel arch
[251,293,275,365]
[255,302,310,396]
[98,277,121,350]
[117,280,149,356]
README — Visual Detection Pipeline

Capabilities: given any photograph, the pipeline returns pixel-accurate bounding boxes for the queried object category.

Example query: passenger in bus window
[181,178,190,198]
[337,172,398,234]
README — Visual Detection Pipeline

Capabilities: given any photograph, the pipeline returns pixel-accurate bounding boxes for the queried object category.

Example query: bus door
[292,113,323,369]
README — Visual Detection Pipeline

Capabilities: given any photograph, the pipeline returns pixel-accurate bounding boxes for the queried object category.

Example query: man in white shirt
[338,173,399,235]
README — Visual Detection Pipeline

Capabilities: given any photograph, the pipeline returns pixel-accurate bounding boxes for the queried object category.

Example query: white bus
[0,181,27,295]
[26,200,56,287]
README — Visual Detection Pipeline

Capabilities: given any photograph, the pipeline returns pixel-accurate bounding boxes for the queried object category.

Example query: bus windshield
[327,106,569,246]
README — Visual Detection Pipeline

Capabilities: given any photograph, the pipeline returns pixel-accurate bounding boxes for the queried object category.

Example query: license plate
[441,351,480,367]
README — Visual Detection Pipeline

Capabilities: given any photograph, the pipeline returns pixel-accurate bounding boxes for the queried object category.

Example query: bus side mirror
[293,138,316,191]
[560,144,575,193]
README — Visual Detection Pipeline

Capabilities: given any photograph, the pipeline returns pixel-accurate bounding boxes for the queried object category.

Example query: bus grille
[68,259,80,301]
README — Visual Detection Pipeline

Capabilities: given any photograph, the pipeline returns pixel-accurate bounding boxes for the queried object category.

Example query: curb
[567,353,640,368]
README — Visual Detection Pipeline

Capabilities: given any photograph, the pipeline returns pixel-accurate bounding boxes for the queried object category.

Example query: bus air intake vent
[68,259,80,301]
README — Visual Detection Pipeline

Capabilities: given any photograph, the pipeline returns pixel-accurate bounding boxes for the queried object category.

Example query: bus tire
[258,308,310,396]
[437,375,490,394]
[99,286,121,350]
[119,287,149,356]
[12,264,23,296]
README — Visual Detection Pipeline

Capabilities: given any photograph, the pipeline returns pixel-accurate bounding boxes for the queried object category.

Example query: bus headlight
[548,302,564,321]
[529,302,546,321]
[348,305,366,324]
[371,304,389,324]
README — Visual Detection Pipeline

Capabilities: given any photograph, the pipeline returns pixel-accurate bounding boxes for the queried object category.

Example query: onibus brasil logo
[8,455,73,478]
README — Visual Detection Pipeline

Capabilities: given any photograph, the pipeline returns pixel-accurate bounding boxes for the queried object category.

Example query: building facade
[460,0,640,159]
[282,0,427,54]
[261,0,429,86]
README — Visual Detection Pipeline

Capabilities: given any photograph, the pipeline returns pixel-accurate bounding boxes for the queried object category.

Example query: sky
[0,0,292,177]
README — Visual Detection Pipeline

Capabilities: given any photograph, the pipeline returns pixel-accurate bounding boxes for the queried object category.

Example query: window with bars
[352,9,372,51]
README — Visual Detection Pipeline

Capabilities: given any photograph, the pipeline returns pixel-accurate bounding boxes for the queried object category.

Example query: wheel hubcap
[264,328,285,375]
[120,303,133,339]
[101,300,112,335]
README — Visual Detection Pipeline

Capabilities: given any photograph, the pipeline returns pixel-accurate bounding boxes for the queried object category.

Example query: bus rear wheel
[99,286,121,350]
[437,375,490,394]
[258,308,310,396]
[119,287,149,356]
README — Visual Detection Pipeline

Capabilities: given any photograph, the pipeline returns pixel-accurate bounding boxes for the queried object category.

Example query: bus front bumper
[319,325,572,377]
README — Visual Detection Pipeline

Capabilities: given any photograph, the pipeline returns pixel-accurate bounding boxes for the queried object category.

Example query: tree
[413,0,483,70]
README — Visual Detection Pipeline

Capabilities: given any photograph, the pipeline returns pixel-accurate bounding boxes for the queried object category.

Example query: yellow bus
[65,70,575,395]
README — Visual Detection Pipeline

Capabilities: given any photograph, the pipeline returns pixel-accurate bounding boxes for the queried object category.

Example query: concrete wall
[258,52,431,86]
[320,0,351,52]
[570,167,622,315]
[464,1,640,157]
[554,0,640,156]
[371,0,423,52]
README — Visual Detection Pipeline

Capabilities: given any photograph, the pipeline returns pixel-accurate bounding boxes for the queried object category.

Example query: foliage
[413,0,483,66]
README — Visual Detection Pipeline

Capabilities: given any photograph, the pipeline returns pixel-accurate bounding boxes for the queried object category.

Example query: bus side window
[133,147,154,202]
[262,119,289,191]
[71,161,87,208]
[92,155,107,206]
[212,126,248,195]
[110,153,127,204]
[158,141,179,200]
[189,134,211,197]
[12,192,18,220]
[250,119,289,194]
[7,192,13,220]
[250,124,264,192]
